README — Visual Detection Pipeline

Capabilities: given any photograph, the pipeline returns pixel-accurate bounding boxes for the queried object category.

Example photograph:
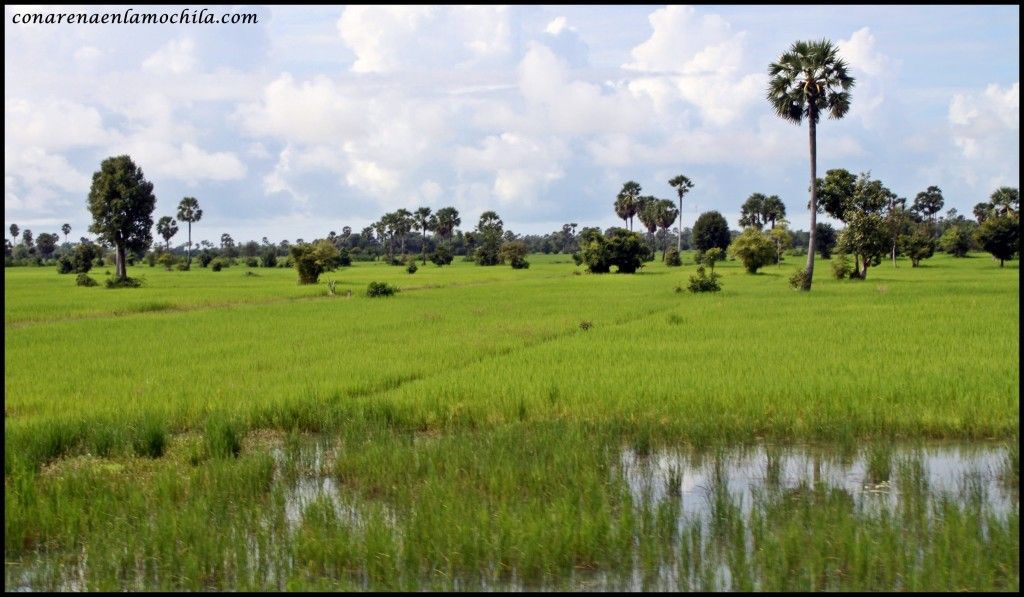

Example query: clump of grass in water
[865,443,892,486]
[205,417,243,459]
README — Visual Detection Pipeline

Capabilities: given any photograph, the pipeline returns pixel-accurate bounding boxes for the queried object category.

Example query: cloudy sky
[4,4,1019,244]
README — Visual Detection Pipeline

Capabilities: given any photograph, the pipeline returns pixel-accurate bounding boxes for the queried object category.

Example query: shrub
[56,254,74,274]
[325,279,338,295]
[832,253,853,279]
[175,263,189,271]
[499,240,530,269]
[728,228,775,274]
[699,247,725,272]
[685,266,722,293]
[288,239,339,284]
[788,268,810,290]
[73,243,98,273]
[939,225,972,257]
[145,251,157,267]
[899,229,936,267]
[692,211,731,253]
[158,252,176,271]
[262,251,278,268]
[664,248,682,267]
[578,228,646,274]
[210,259,225,272]
[75,273,98,287]
[579,320,593,331]
[245,257,259,267]
[406,261,418,274]
[104,276,143,288]
[366,281,398,297]
[430,244,454,266]
[198,251,214,268]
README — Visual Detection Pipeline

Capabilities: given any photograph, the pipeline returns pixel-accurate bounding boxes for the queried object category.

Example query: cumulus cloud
[946,82,1019,190]
[142,37,197,75]
[5,98,110,150]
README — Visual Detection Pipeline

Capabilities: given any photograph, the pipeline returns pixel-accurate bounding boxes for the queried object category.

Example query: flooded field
[7,433,1018,591]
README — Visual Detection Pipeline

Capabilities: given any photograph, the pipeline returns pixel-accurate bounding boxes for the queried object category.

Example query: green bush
[245,257,259,267]
[699,247,725,272]
[683,266,722,293]
[75,273,98,287]
[728,229,775,274]
[406,261,418,274]
[198,251,213,268]
[262,251,278,268]
[290,240,340,284]
[366,281,398,297]
[832,253,853,280]
[210,259,225,272]
[175,262,189,271]
[104,276,143,288]
[664,248,682,267]
[578,228,646,274]
[430,244,454,266]
[788,268,809,290]
[337,248,352,267]
[158,252,176,271]
[56,254,74,274]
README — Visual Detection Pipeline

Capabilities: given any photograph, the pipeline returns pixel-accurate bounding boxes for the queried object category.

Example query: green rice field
[4,253,1019,590]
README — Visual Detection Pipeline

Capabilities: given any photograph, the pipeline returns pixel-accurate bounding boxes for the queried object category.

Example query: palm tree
[61,223,71,244]
[739,193,768,229]
[176,197,203,266]
[668,175,694,252]
[763,195,786,229]
[156,216,178,251]
[434,207,461,242]
[394,208,413,256]
[768,39,854,290]
[414,207,433,263]
[654,199,679,260]
[10,224,19,245]
[614,181,642,231]
[636,196,659,254]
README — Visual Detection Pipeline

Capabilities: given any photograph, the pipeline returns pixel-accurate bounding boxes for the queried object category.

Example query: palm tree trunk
[187,222,192,266]
[803,113,817,290]
[677,193,684,254]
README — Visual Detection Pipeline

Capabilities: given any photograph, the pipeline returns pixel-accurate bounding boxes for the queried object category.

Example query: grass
[3,251,1019,590]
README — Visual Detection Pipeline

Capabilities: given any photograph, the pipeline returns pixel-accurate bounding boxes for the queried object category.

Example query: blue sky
[4,5,1019,244]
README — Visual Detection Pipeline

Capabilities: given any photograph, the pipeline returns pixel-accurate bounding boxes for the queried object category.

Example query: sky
[4,4,1019,245]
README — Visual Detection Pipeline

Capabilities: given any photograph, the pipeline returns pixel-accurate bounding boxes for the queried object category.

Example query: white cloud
[142,37,197,75]
[5,98,110,150]
[946,81,1019,190]
[838,28,893,77]
[545,16,568,35]
[346,159,400,197]
[236,73,367,145]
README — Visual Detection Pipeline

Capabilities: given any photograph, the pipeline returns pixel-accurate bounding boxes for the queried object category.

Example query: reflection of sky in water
[619,443,1015,522]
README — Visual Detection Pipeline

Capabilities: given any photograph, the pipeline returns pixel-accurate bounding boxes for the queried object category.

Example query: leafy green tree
[974,214,1019,267]
[883,194,914,267]
[699,247,725,273]
[430,243,453,266]
[814,222,837,258]
[87,155,156,280]
[988,186,1019,217]
[739,193,768,229]
[692,211,731,254]
[668,174,694,253]
[899,226,936,267]
[61,223,71,244]
[939,225,972,257]
[35,233,59,259]
[72,242,98,273]
[836,211,889,279]
[614,181,642,231]
[729,228,776,273]
[577,228,646,274]
[769,219,793,265]
[156,216,178,251]
[22,229,33,249]
[289,240,340,284]
[176,197,202,266]
[768,39,855,290]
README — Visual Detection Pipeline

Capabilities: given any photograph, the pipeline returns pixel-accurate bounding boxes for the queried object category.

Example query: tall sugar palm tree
[636,196,659,254]
[61,223,71,244]
[414,206,433,263]
[768,39,854,290]
[668,175,694,252]
[763,195,787,229]
[614,181,642,231]
[176,196,203,266]
[156,216,178,251]
[654,199,679,260]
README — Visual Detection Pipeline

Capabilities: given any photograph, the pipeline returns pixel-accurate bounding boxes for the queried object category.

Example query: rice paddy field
[4,252,1020,591]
